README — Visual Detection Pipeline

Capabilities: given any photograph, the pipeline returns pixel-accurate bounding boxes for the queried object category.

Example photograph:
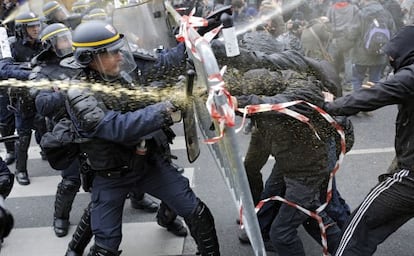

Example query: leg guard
[87,243,122,256]
[66,203,93,256]
[184,200,220,256]
[15,134,31,173]
[157,202,188,237]
[54,179,80,237]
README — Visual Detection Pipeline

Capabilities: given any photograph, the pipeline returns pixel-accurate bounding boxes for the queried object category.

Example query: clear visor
[52,6,70,22]
[50,31,73,57]
[92,37,137,82]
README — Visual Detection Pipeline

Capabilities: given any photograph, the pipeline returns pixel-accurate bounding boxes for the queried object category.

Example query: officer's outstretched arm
[67,88,175,145]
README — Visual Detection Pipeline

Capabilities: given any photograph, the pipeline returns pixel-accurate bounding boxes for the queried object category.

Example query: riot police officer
[62,20,220,256]
[11,11,43,62]
[42,1,82,30]
[10,12,48,185]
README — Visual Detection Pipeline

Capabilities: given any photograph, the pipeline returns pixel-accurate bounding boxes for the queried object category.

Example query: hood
[383,25,414,71]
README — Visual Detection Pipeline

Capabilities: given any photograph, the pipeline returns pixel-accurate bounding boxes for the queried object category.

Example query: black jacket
[324,25,414,171]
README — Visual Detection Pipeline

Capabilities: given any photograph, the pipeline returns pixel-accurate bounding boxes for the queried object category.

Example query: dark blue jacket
[0,58,30,80]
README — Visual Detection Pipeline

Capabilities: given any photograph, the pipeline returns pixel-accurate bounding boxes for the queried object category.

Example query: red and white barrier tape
[237,101,346,256]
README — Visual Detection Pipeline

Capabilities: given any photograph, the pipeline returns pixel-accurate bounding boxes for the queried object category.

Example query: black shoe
[238,230,250,244]
[15,171,30,185]
[130,195,159,213]
[4,152,15,165]
[54,218,70,237]
[163,219,188,237]
[264,239,276,252]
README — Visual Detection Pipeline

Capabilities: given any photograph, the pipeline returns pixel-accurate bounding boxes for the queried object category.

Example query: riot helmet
[43,1,70,23]
[14,12,42,40]
[40,23,73,57]
[72,0,95,15]
[72,20,137,81]
[81,8,108,23]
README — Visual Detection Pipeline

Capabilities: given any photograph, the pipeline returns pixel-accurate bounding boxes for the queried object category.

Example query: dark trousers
[334,169,414,256]
[90,155,198,250]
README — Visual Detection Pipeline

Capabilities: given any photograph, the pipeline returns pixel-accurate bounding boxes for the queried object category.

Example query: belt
[95,166,130,178]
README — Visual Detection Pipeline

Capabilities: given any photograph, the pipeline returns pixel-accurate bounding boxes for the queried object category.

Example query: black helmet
[72,20,136,81]
[43,1,70,23]
[14,11,41,40]
[82,8,108,23]
[40,23,73,57]
[72,0,95,15]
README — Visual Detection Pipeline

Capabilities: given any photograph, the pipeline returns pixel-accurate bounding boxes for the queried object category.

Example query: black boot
[15,134,31,185]
[87,243,121,256]
[185,200,220,256]
[65,203,93,256]
[129,192,159,213]
[157,202,188,237]
[54,179,80,237]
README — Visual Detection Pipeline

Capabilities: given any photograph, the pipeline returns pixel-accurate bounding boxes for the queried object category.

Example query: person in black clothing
[0,155,14,249]
[9,11,47,185]
[322,25,414,256]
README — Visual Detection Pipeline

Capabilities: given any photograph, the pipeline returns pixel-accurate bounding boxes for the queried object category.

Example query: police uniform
[62,21,219,256]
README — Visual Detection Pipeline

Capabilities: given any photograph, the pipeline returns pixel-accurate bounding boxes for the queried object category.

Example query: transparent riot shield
[112,0,177,52]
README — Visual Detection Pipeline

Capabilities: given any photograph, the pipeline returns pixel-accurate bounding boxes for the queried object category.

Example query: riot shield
[112,0,177,52]
[0,27,12,59]
[165,2,267,255]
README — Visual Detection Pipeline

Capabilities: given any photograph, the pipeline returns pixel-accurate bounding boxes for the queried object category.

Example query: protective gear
[15,134,31,185]
[72,21,136,81]
[81,8,108,23]
[40,23,73,58]
[65,203,93,256]
[14,12,41,40]
[0,171,14,199]
[71,0,94,15]
[157,202,188,237]
[87,243,121,256]
[54,179,81,237]
[129,192,159,213]
[0,124,15,165]
[185,200,220,256]
[67,88,106,132]
[43,1,70,24]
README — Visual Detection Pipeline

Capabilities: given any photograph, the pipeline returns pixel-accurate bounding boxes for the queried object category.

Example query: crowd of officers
[0,0,413,256]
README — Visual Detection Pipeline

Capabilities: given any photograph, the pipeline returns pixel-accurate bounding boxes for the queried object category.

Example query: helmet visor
[92,37,137,82]
[49,31,73,57]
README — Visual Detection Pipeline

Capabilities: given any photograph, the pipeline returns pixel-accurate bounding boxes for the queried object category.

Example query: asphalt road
[1,103,413,256]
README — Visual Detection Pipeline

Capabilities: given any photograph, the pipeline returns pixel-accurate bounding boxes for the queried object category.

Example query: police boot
[0,125,16,165]
[157,202,188,237]
[129,192,159,213]
[87,243,122,256]
[185,200,220,256]
[54,179,80,237]
[15,134,31,185]
[65,203,93,256]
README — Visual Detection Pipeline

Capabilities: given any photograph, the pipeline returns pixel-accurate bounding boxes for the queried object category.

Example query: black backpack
[363,16,391,55]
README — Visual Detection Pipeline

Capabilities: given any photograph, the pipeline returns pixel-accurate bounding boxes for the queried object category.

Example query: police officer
[62,20,219,255]
[42,1,82,30]
[10,12,48,185]
[11,11,43,62]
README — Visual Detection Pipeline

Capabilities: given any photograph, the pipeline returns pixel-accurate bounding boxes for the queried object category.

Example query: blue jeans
[351,64,383,91]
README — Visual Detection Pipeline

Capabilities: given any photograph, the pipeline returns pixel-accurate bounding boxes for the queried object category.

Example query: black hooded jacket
[324,25,414,171]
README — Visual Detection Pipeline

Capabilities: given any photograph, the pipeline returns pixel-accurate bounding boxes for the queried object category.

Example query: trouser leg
[141,156,219,256]
[335,170,414,256]
[244,129,270,205]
